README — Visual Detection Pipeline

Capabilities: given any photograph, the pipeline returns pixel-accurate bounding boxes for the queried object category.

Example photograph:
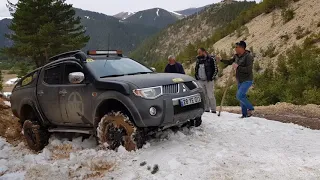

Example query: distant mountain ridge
[0,8,175,54]
[122,8,183,28]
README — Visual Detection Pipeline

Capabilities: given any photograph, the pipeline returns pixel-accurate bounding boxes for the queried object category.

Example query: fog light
[149,107,157,116]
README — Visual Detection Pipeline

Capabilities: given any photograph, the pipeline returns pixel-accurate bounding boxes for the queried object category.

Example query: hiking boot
[240,115,248,119]
[205,110,210,113]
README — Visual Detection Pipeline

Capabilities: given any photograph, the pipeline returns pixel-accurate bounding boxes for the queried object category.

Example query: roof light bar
[87,50,121,55]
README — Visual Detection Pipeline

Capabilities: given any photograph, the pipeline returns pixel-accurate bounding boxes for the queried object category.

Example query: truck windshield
[86,58,153,78]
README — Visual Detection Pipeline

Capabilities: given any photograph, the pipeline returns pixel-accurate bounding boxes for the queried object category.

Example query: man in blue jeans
[217,41,254,118]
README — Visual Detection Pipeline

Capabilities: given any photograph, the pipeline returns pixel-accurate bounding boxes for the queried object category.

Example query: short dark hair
[235,41,247,49]
[199,48,206,52]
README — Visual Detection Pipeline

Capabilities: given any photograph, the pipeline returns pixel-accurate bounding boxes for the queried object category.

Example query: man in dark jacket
[217,41,254,118]
[164,55,185,74]
[195,48,218,113]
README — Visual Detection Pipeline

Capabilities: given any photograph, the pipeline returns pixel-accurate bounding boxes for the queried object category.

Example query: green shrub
[261,43,278,58]
[281,8,295,23]
[253,61,262,72]
[215,84,239,106]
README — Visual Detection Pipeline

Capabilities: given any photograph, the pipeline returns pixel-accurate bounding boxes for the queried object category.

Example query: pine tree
[4,0,90,67]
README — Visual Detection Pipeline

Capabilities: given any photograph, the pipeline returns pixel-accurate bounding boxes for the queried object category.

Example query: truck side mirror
[151,67,156,72]
[69,72,85,84]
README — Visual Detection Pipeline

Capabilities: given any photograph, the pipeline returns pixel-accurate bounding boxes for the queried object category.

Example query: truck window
[43,65,62,85]
[63,63,83,84]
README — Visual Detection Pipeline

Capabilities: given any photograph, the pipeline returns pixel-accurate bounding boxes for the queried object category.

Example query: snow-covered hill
[123,8,182,29]
[1,112,319,180]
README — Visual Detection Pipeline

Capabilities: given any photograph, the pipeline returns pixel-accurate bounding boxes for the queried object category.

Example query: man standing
[195,48,218,113]
[164,55,185,74]
[217,41,254,118]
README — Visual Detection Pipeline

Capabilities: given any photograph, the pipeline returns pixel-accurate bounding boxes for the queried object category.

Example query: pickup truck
[10,50,205,151]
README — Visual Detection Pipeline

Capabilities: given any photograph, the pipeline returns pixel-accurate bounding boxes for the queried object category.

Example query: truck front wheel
[23,120,49,152]
[97,112,145,151]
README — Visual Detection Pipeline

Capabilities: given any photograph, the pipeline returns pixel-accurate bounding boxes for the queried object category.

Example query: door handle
[59,89,68,96]
[37,90,44,96]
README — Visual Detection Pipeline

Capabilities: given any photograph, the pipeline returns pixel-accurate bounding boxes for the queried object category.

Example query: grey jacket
[221,51,253,83]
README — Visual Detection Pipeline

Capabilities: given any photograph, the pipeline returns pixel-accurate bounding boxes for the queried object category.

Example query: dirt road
[223,103,320,130]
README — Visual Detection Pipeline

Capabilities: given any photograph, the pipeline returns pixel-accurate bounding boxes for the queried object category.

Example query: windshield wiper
[126,72,152,75]
[100,74,125,78]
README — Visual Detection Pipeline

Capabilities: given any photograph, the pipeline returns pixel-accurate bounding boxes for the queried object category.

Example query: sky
[0,0,260,18]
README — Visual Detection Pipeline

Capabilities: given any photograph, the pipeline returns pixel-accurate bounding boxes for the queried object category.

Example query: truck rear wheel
[23,120,49,152]
[190,117,202,127]
[97,112,145,151]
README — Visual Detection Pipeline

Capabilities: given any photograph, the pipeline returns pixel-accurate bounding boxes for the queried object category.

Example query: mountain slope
[209,0,320,86]
[75,8,158,53]
[176,6,209,16]
[0,18,12,48]
[0,8,160,54]
[130,1,256,63]
[113,12,135,20]
[123,8,181,29]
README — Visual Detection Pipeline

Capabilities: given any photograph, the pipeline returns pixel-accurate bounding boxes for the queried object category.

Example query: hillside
[123,8,183,28]
[0,8,160,54]
[130,1,256,63]
[176,6,209,16]
[113,12,135,20]
[201,0,320,86]
[0,18,12,48]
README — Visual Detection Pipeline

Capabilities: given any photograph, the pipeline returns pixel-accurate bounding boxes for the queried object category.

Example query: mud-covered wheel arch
[97,111,145,151]
[23,120,50,152]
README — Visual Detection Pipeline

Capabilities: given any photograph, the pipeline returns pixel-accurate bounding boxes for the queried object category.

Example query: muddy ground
[223,103,320,130]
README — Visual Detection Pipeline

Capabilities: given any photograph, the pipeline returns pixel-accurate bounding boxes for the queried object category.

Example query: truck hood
[100,73,195,88]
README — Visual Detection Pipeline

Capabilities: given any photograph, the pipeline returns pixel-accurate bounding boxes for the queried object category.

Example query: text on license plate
[179,95,201,107]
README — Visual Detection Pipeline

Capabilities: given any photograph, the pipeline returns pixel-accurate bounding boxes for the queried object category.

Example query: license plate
[179,95,201,107]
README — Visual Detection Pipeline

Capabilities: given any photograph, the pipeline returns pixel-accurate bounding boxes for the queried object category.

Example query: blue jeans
[237,81,254,117]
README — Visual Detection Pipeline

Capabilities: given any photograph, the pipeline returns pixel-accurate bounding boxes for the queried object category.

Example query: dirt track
[224,103,320,130]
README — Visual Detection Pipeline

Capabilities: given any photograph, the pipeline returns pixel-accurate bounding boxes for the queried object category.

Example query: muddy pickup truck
[10,50,205,151]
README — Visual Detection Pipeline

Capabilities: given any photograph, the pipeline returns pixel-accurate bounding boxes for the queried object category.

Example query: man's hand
[232,63,239,70]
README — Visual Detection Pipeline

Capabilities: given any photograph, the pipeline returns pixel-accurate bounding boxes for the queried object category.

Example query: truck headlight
[133,86,162,99]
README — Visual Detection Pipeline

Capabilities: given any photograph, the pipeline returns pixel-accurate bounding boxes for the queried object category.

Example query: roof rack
[49,50,87,61]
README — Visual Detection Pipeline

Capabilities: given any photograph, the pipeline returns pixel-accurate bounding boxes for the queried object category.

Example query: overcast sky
[0,0,260,18]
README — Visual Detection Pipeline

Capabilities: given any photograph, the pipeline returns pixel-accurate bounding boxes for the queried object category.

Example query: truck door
[59,62,92,126]
[37,64,63,125]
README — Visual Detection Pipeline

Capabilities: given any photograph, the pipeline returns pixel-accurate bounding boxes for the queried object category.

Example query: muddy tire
[23,120,49,152]
[189,117,202,127]
[97,112,145,151]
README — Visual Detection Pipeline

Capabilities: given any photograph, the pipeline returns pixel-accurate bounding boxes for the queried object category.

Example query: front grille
[184,81,197,90]
[174,103,201,115]
[163,84,179,94]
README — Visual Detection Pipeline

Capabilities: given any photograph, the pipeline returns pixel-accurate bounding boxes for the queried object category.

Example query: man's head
[235,41,246,55]
[197,48,207,57]
[168,55,176,65]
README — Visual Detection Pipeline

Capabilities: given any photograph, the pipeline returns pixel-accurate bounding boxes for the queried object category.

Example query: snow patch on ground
[139,14,143,19]
[84,16,90,19]
[5,78,20,85]
[1,113,320,179]
[156,9,160,17]
[3,101,11,107]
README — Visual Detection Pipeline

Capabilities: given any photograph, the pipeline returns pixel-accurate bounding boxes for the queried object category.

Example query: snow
[156,9,160,17]
[3,101,11,107]
[2,92,12,99]
[84,16,90,19]
[1,112,320,179]
[139,14,143,19]
[169,10,183,16]
[5,78,20,85]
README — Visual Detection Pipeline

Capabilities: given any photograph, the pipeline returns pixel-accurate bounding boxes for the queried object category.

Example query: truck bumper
[133,89,205,128]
